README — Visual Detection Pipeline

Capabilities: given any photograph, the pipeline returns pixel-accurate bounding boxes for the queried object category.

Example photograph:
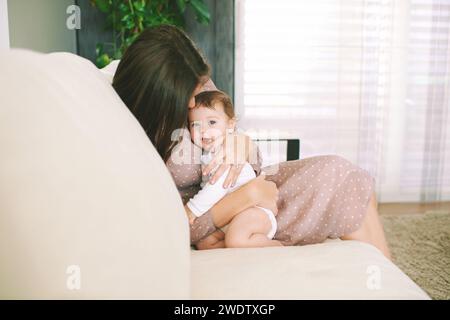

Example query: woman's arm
[188,174,278,244]
[187,183,253,244]
[186,166,233,217]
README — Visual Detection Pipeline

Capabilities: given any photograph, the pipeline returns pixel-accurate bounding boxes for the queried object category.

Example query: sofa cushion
[100,59,120,84]
[191,240,429,299]
[0,50,190,299]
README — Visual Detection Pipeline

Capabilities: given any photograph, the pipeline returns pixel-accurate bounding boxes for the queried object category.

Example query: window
[236,0,450,202]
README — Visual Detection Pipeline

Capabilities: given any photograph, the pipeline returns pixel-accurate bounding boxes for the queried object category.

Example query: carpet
[381,211,450,300]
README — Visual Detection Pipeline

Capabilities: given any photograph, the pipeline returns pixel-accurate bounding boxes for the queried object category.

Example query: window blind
[235,0,450,202]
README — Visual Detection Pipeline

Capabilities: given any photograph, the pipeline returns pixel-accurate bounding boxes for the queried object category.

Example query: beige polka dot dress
[263,155,374,246]
[167,138,375,246]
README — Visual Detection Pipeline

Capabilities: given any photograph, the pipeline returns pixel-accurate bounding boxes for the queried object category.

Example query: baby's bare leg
[196,230,225,250]
[225,207,282,248]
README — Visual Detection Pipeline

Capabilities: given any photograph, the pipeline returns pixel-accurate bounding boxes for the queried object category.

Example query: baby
[186,90,282,249]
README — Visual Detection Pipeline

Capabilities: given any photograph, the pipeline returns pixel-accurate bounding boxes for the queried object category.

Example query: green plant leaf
[95,43,104,56]
[189,0,210,24]
[96,53,111,68]
[113,50,123,60]
[176,0,187,13]
[118,2,130,13]
[92,0,111,13]
[92,0,211,67]
[133,0,145,12]
[126,19,136,29]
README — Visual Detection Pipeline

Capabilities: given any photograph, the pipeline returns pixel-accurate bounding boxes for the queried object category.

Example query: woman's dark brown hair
[113,25,210,161]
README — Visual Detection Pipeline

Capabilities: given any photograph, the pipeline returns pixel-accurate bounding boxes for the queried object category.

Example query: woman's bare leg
[225,207,283,248]
[341,192,391,259]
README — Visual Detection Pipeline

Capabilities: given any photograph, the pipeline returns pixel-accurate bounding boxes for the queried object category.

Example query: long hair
[113,25,210,161]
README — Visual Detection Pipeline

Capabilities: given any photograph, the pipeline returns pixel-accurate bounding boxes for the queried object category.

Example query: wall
[185,0,235,102]
[75,0,235,100]
[0,0,9,49]
[7,0,77,53]
[75,0,111,64]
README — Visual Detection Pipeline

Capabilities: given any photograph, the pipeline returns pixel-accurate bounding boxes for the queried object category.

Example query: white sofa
[0,50,429,299]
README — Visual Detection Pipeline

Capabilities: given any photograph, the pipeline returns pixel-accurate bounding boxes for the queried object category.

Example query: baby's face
[188,102,235,151]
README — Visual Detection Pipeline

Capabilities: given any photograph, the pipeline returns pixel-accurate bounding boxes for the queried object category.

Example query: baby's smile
[202,137,215,147]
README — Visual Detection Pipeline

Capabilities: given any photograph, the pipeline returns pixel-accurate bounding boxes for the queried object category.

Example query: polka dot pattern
[167,144,375,246]
[264,155,375,245]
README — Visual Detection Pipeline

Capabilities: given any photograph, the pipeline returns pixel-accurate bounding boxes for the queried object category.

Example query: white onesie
[186,151,277,239]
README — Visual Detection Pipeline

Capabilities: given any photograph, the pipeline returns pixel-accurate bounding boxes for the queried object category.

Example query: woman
[113,25,391,259]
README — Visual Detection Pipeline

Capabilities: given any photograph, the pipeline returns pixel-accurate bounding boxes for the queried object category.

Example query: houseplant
[90,0,211,68]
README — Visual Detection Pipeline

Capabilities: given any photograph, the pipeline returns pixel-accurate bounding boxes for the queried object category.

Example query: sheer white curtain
[235,0,450,202]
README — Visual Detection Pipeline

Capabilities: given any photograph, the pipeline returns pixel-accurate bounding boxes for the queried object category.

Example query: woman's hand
[245,173,279,215]
[184,205,197,226]
[202,132,257,188]
[195,230,226,250]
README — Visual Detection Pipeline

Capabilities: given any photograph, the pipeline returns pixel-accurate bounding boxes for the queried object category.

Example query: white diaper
[220,206,277,240]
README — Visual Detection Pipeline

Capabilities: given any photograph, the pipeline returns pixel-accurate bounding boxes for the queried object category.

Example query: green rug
[381,211,450,300]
